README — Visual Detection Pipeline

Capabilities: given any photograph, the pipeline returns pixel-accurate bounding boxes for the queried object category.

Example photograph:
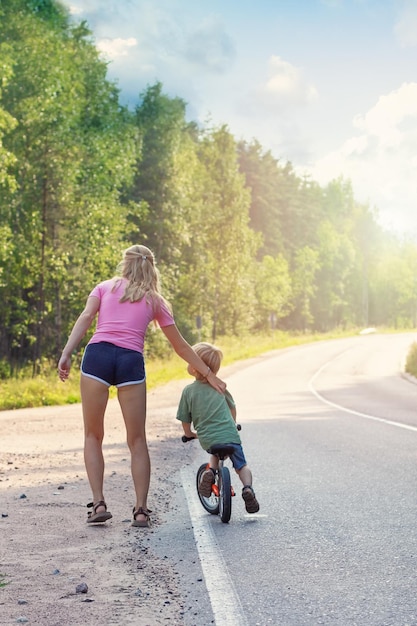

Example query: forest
[1,0,417,378]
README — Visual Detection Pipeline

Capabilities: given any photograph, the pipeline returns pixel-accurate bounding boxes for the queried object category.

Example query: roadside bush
[405,342,417,377]
[0,360,11,380]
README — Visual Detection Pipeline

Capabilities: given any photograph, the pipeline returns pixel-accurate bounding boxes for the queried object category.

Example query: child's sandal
[132,506,152,527]
[242,486,260,514]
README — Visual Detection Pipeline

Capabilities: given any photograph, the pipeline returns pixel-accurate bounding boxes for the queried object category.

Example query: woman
[58,244,226,527]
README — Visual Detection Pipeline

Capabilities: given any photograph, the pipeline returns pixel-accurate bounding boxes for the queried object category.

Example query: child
[176,342,259,514]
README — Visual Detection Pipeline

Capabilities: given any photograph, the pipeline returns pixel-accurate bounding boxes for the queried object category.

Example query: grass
[0,574,8,588]
[0,327,406,411]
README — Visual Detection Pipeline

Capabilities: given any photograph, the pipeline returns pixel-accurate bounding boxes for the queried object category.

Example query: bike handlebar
[181,435,195,443]
[182,424,241,443]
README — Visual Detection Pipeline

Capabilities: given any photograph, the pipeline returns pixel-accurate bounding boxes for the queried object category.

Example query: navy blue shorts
[207,442,247,471]
[81,342,145,388]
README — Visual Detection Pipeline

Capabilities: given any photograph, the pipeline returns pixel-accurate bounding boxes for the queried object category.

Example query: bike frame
[182,425,241,524]
[196,444,237,523]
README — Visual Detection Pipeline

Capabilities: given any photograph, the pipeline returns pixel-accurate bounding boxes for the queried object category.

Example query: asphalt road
[153,333,417,626]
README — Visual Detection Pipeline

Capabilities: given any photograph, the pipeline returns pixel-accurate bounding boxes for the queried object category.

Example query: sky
[64,0,417,235]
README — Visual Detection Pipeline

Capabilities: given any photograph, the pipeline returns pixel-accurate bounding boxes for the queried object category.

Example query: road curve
[174,333,417,626]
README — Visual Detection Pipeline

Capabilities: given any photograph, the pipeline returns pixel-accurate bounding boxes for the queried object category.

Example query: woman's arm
[58,296,100,381]
[161,324,226,394]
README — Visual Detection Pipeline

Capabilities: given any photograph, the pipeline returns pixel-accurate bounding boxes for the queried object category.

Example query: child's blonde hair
[193,342,223,380]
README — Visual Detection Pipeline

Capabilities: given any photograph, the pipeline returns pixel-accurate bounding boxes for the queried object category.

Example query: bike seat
[207,444,235,459]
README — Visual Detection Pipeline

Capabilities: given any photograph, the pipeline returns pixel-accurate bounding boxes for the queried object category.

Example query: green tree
[253,255,292,330]
[369,239,417,328]
[0,0,137,370]
[131,83,196,266]
[0,47,17,191]
[192,126,260,339]
[238,140,285,257]
[288,246,320,331]
[311,221,356,330]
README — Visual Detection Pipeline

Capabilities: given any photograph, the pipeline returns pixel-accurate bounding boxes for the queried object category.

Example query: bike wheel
[196,463,219,515]
[219,466,232,523]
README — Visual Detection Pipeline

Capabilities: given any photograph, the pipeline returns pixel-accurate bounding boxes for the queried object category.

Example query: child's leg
[208,454,219,471]
[198,455,218,497]
[236,464,252,487]
[236,464,260,514]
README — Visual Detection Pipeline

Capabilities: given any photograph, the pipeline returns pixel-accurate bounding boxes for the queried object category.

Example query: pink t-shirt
[87,278,175,353]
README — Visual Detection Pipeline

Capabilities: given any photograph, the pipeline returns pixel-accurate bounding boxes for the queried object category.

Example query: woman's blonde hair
[113,244,167,311]
[193,342,223,379]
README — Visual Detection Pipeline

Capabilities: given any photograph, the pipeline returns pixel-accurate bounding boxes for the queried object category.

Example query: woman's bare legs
[81,375,110,514]
[117,382,149,524]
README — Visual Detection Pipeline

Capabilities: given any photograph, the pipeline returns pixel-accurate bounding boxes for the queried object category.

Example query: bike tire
[196,463,219,515]
[219,466,232,523]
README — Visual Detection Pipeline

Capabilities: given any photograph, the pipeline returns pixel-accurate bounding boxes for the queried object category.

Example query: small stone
[76,582,88,594]
[2,513,8,518]
[19,494,27,499]
[52,569,60,575]
[17,599,28,605]
[16,618,29,624]
[57,485,65,490]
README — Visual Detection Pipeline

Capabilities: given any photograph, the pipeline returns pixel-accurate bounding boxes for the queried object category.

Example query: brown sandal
[242,486,260,514]
[87,500,112,524]
[132,506,152,527]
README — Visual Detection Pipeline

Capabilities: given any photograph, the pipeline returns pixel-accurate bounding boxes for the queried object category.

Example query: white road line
[308,353,417,433]
[180,466,249,626]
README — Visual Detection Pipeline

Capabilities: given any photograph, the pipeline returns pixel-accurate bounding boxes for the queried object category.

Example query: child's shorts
[81,341,145,388]
[207,442,247,471]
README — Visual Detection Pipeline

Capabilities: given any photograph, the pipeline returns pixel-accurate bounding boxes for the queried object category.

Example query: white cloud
[63,0,235,108]
[394,0,417,47]
[67,0,103,15]
[353,82,417,147]
[66,1,234,73]
[97,37,137,59]
[68,4,83,15]
[251,55,318,113]
[310,82,417,232]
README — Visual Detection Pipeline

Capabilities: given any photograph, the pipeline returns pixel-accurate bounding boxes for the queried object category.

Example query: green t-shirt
[176,380,241,451]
